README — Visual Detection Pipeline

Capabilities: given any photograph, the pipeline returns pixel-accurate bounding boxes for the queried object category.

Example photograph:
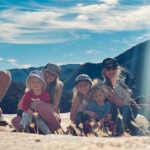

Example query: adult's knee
[0,71,11,101]
[11,116,22,131]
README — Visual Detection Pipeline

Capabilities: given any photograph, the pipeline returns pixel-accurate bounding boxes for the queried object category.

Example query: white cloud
[75,15,89,21]
[7,59,18,65]
[63,52,74,59]
[85,49,100,54]
[100,0,119,5]
[102,6,150,31]
[58,61,83,65]
[20,64,32,68]
[0,57,4,61]
[69,31,90,40]
[6,59,31,68]
[136,33,150,42]
[0,1,150,44]
[124,33,150,46]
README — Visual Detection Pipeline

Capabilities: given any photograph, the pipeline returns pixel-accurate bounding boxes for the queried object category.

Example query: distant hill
[64,62,102,90]
[8,40,150,95]
[64,40,150,97]
[9,64,80,83]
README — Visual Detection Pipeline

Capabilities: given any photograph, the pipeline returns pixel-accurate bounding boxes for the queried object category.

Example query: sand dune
[0,114,150,150]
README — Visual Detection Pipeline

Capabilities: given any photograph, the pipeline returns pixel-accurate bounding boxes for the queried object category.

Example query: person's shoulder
[57,80,63,87]
[21,90,32,101]
[0,70,10,75]
[56,80,63,91]
[24,90,32,96]
[72,93,82,102]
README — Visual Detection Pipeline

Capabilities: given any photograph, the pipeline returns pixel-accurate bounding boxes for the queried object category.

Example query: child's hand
[30,101,42,110]
[85,111,98,120]
[105,114,112,119]
[27,109,34,115]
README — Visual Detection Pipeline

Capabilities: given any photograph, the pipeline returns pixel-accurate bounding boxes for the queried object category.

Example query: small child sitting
[20,70,51,134]
[87,85,110,120]
[87,85,115,133]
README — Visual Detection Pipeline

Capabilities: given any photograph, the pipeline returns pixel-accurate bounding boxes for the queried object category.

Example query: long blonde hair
[46,78,62,104]
[88,83,108,101]
[102,66,123,88]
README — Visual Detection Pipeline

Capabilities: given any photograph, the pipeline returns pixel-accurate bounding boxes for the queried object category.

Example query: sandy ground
[0,113,150,150]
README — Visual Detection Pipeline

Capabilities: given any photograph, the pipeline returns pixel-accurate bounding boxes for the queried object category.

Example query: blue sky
[0,0,150,70]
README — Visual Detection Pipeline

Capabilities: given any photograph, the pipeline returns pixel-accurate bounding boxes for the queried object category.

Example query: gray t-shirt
[77,99,88,113]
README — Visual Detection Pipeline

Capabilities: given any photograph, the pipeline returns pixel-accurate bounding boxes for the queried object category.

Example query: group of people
[70,58,138,136]
[0,58,147,136]
[12,63,63,134]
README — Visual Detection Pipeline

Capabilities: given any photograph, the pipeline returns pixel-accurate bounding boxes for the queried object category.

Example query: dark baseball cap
[102,58,118,68]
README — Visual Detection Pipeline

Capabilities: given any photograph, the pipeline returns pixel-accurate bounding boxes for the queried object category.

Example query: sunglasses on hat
[104,65,118,71]
[102,58,118,68]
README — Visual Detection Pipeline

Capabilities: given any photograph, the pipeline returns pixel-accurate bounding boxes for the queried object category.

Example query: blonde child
[87,85,111,121]
[20,70,51,134]
[86,85,116,133]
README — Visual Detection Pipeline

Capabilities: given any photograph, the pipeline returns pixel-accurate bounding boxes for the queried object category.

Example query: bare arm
[26,109,34,115]
[0,71,11,101]
[84,110,98,120]
[53,81,63,110]
[70,95,80,122]
[105,86,125,106]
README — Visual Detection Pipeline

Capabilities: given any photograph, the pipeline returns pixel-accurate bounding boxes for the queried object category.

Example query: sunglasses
[105,65,118,71]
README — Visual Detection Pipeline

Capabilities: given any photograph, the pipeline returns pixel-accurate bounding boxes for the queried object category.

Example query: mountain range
[1,39,150,113]
[64,40,150,97]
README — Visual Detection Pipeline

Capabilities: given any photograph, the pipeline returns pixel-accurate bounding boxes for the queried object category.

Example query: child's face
[76,81,91,96]
[43,70,56,84]
[28,76,44,91]
[93,90,105,104]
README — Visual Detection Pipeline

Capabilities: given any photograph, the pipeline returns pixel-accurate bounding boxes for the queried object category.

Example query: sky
[0,0,150,70]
